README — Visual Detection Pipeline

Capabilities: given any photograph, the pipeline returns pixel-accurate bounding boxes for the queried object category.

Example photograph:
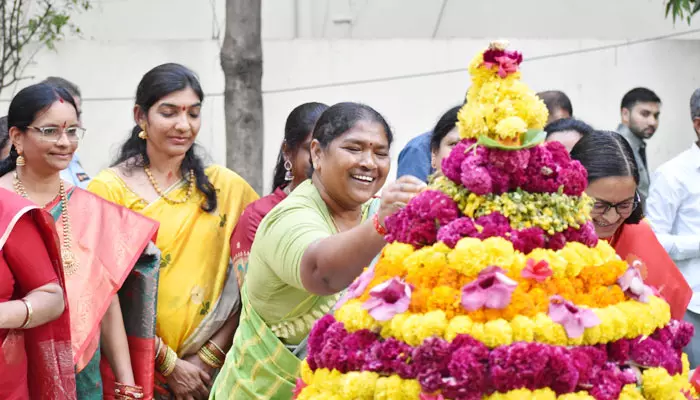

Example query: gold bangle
[200,346,223,368]
[159,347,177,377]
[197,348,220,369]
[20,298,32,329]
[207,340,225,356]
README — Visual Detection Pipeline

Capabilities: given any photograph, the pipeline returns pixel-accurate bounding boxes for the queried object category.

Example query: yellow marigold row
[296,356,693,399]
[381,237,620,282]
[334,296,670,348]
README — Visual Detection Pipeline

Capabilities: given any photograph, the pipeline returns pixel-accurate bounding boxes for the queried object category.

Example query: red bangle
[373,213,387,236]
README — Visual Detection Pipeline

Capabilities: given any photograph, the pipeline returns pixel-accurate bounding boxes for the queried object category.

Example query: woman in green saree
[211,102,426,399]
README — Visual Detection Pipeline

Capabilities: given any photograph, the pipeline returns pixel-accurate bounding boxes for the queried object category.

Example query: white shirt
[646,143,700,312]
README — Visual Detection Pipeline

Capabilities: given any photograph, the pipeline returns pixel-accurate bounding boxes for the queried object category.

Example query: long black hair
[570,130,644,224]
[271,102,328,192]
[112,63,217,212]
[430,105,461,152]
[0,83,77,176]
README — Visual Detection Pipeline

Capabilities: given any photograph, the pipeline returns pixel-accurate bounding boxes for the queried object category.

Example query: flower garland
[360,263,627,321]
[304,315,692,399]
[384,190,461,247]
[295,358,694,400]
[439,140,588,197]
[334,295,670,348]
[436,213,598,252]
[377,238,619,283]
[431,176,593,235]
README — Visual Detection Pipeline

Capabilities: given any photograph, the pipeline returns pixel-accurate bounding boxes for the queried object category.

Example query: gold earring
[138,130,148,140]
[16,152,25,166]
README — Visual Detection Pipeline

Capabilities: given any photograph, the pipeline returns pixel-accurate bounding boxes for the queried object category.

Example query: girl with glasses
[0,83,159,399]
[570,130,691,321]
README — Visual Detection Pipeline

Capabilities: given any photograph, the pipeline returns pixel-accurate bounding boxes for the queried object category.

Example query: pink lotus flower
[336,267,375,309]
[292,378,306,398]
[362,278,412,321]
[548,295,601,338]
[618,266,653,304]
[521,259,552,282]
[482,49,523,78]
[461,266,517,311]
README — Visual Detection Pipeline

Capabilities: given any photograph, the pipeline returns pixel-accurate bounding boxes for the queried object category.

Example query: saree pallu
[0,189,76,399]
[610,221,692,320]
[209,285,325,400]
[100,242,161,400]
[46,188,159,399]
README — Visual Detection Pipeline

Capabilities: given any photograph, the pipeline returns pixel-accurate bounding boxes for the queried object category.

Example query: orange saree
[43,188,159,399]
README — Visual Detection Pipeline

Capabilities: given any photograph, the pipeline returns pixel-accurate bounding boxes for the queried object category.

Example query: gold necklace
[144,166,195,205]
[13,171,79,276]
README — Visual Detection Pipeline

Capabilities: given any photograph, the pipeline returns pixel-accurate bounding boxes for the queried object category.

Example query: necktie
[638,144,648,169]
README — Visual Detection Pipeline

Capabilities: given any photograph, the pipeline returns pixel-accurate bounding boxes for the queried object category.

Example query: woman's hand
[182,353,215,380]
[377,175,427,226]
[166,358,211,400]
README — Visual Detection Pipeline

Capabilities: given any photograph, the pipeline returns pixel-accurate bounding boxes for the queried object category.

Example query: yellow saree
[87,165,258,355]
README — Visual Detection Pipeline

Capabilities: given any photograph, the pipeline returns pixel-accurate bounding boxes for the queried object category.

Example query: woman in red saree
[570,130,691,320]
[0,188,75,399]
[230,102,328,287]
[0,83,160,399]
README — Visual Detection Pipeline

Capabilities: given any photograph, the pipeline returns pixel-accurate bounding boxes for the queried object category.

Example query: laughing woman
[88,63,258,399]
[0,84,159,399]
[211,102,426,399]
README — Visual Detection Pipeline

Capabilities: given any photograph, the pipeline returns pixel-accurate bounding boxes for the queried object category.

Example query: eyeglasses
[590,192,640,217]
[28,126,86,143]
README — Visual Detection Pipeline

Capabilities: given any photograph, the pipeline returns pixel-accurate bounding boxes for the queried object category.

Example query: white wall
[3,0,700,193]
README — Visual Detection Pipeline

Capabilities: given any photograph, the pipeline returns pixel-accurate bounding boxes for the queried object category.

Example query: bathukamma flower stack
[294,41,697,400]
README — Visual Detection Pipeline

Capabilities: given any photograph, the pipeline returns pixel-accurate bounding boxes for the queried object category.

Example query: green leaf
[692,0,700,14]
[476,129,546,150]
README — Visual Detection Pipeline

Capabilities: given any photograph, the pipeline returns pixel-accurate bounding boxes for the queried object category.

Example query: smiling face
[11,100,80,175]
[136,87,202,159]
[311,120,391,208]
[585,175,638,239]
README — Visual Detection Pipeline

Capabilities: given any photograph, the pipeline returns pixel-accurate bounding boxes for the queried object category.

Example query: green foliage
[665,0,700,24]
[0,0,90,91]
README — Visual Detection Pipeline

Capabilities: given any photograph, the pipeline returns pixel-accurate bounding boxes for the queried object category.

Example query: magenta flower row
[436,212,598,252]
[307,316,693,400]
[384,195,598,251]
[441,140,588,196]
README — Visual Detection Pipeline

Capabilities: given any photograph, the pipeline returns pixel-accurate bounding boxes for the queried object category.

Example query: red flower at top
[482,49,523,78]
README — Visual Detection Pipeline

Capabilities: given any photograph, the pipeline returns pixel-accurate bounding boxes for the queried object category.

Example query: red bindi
[181,106,187,111]
[62,122,67,128]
